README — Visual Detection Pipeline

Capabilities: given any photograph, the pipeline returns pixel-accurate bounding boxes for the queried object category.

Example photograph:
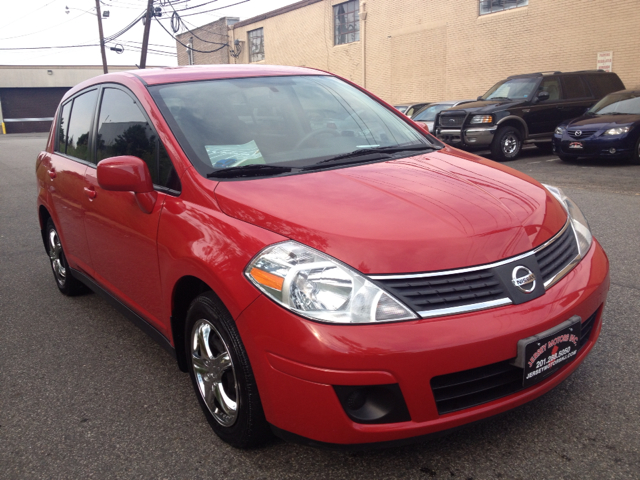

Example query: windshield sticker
[205,140,266,168]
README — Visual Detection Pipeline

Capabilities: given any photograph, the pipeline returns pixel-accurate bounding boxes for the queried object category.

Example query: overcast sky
[0,0,300,67]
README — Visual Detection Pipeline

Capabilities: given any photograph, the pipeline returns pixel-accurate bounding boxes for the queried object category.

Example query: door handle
[48,168,56,179]
[83,187,97,200]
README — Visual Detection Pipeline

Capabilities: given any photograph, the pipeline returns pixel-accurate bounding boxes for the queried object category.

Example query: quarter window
[64,89,98,161]
[334,0,359,45]
[96,88,180,191]
[248,28,264,62]
[56,101,72,154]
[479,0,528,16]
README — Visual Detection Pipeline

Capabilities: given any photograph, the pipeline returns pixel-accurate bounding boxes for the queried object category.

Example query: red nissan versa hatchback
[36,65,609,449]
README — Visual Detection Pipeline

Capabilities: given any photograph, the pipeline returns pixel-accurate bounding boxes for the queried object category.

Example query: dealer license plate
[569,141,583,149]
[516,317,582,388]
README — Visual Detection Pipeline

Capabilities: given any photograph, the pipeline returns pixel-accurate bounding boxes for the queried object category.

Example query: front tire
[185,292,271,448]
[491,126,522,161]
[45,218,88,296]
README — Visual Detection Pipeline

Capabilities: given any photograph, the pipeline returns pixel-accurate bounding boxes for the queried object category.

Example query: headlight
[554,126,566,135]
[470,115,493,124]
[604,126,630,135]
[543,184,593,259]
[245,241,418,324]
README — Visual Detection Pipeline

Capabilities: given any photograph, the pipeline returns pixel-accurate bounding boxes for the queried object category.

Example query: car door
[558,75,593,122]
[523,77,562,136]
[83,86,180,333]
[46,89,99,274]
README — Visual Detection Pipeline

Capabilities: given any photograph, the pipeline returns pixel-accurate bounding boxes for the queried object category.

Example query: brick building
[176,0,640,105]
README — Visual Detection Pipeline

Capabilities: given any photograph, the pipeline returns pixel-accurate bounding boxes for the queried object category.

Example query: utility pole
[95,0,108,74]
[140,0,154,69]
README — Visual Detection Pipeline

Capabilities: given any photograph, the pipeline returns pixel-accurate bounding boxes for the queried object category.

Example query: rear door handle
[83,187,97,200]
[48,168,56,179]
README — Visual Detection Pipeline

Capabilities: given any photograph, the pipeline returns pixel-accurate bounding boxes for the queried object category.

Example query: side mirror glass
[97,156,157,213]
[536,91,550,103]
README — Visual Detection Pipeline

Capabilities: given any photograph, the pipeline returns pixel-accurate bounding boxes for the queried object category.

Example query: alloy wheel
[48,229,66,286]
[191,319,238,427]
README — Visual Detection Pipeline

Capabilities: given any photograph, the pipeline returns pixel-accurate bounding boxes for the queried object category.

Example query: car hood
[214,149,567,274]
[567,114,640,128]
[443,99,524,114]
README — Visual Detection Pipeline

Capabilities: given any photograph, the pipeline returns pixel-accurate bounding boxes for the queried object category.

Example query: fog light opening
[333,384,411,424]
[609,148,616,154]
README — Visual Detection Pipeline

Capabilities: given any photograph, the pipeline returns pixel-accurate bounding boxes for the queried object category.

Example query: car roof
[99,64,329,87]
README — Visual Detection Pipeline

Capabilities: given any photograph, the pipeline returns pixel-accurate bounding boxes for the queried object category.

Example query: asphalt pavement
[1,134,639,479]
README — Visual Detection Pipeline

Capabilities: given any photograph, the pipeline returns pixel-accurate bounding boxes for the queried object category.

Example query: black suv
[435,70,625,161]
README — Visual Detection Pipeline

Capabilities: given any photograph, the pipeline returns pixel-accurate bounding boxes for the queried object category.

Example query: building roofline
[231,0,324,29]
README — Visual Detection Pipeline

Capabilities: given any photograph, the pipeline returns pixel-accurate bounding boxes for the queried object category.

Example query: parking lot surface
[1,134,639,479]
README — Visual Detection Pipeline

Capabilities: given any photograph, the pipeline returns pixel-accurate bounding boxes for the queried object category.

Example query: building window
[248,28,264,62]
[334,0,359,45]
[479,0,528,15]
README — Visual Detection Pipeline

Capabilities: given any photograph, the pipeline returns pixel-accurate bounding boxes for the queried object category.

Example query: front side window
[479,0,528,15]
[482,77,538,101]
[96,87,180,191]
[64,89,99,161]
[334,0,360,45]
[538,77,561,101]
[149,75,435,179]
[248,28,264,62]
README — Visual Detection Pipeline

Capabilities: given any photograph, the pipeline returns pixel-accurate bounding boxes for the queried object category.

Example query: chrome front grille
[370,221,580,319]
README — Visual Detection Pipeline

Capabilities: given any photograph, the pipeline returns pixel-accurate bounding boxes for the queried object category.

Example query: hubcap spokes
[48,230,66,283]
[191,320,238,426]
[503,135,518,155]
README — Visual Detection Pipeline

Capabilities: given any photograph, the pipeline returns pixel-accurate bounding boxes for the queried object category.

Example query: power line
[0,44,100,50]
[154,16,227,53]
[178,0,250,18]
[0,10,89,41]
[0,0,60,30]
[166,1,228,44]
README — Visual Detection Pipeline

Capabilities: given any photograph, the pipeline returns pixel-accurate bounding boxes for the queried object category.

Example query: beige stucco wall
[226,0,639,105]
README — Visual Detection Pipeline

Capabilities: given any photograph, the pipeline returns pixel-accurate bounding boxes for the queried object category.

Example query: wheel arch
[496,116,528,139]
[171,275,218,372]
[39,205,52,253]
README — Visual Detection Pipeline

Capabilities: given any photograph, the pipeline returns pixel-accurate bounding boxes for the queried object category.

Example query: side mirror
[417,122,429,133]
[477,96,483,101]
[97,155,157,214]
[536,91,550,103]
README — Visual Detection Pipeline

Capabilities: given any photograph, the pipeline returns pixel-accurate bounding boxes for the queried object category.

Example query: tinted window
[586,74,625,98]
[561,75,591,99]
[66,89,98,161]
[538,78,561,101]
[56,101,71,153]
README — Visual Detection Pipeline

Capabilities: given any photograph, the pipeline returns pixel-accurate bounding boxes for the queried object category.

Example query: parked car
[435,70,625,161]
[37,65,609,449]
[412,100,474,132]
[553,89,640,164]
[394,102,432,118]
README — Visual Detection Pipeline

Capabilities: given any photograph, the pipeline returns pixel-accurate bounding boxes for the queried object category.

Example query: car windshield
[481,77,538,101]
[413,104,454,122]
[588,92,640,115]
[149,76,433,178]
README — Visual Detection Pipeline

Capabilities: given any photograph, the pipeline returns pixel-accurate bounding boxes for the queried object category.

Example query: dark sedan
[553,89,640,164]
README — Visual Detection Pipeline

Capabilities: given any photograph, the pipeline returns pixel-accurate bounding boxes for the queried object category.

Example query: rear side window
[96,87,180,191]
[561,75,591,99]
[56,101,71,153]
[586,74,625,98]
[64,89,98,161]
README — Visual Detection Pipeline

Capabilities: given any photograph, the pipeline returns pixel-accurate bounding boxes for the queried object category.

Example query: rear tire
[491,126,522,161]
[45,218,89,296]
[185,291,271,448]
[534,142,553,153]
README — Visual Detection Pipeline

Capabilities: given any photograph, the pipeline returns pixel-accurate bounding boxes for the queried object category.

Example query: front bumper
[553,133,635,158]
[436,126,496,147]
[236,240,609,446]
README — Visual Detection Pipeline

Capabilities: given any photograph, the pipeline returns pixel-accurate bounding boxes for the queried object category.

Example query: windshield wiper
[302,144,439,170]
[207,164,294,179]
[486,96,511,101]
